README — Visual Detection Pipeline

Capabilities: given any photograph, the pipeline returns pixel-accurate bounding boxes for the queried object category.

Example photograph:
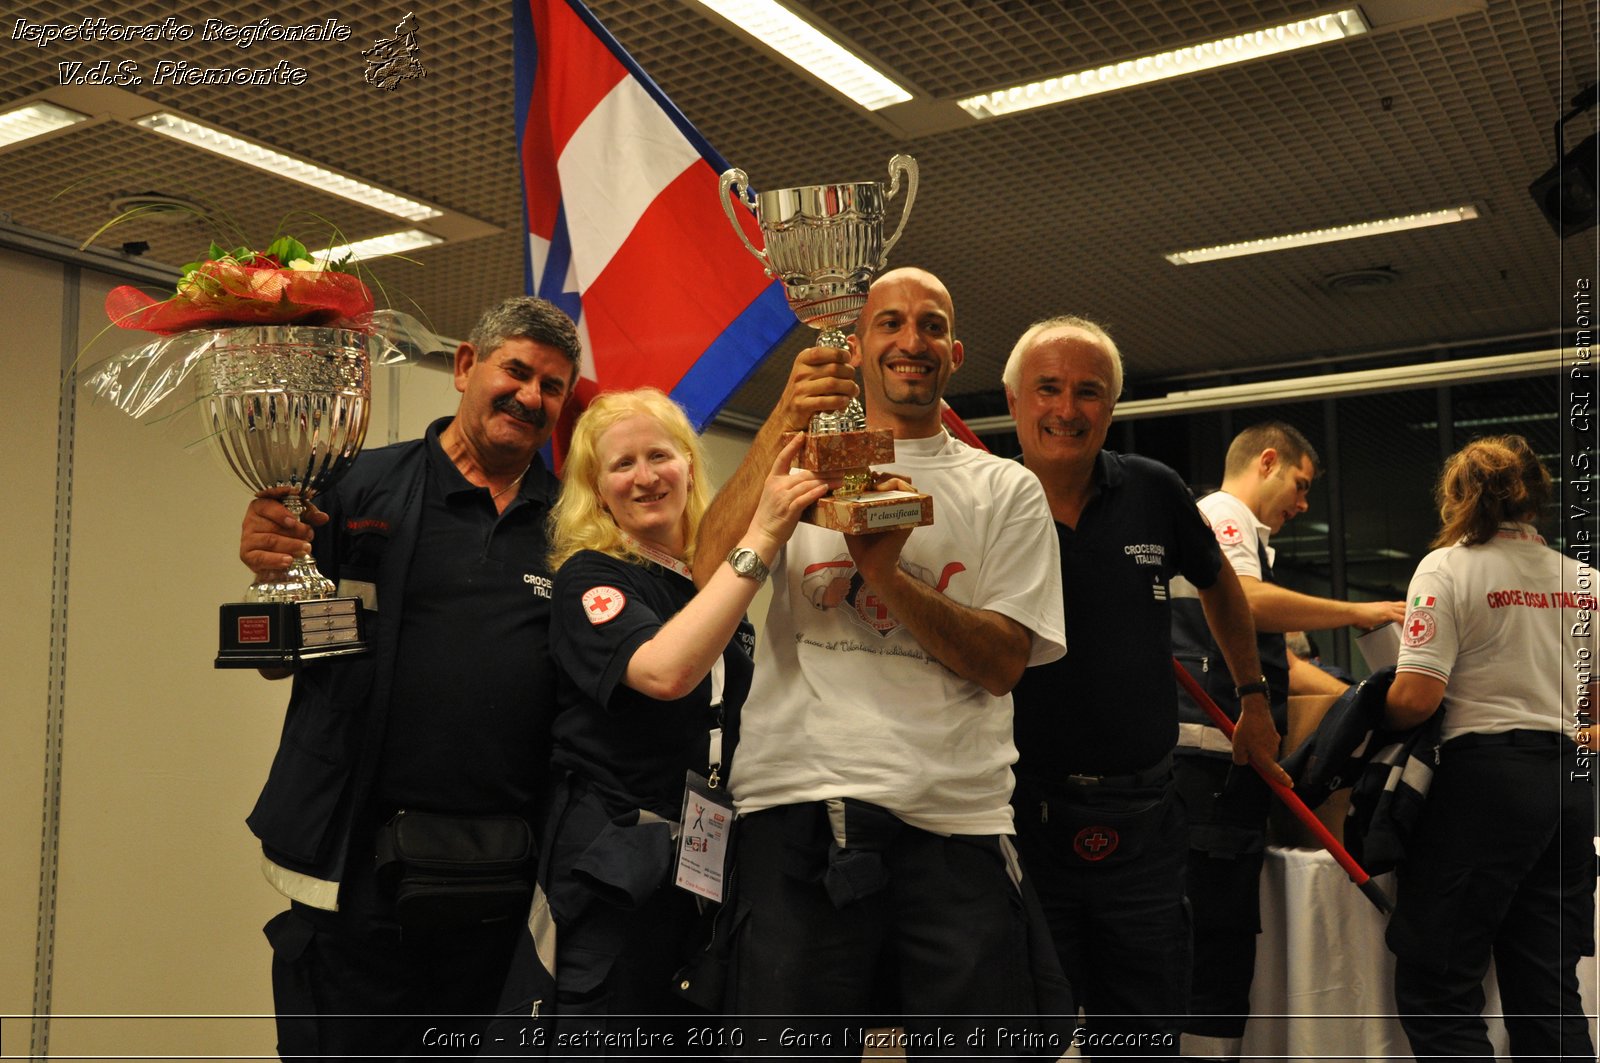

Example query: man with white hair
[1001,315,1282,1057]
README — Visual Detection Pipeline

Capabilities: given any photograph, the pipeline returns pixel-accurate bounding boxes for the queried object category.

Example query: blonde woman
[541,388,826,1043]
[1384,435,1595,1061]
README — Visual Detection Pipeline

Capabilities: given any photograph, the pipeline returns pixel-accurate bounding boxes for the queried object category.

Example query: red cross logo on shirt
[581,585,626,625]
[1216,520,1244,546]
[854,590,898,633]
[1402,609,1436,647]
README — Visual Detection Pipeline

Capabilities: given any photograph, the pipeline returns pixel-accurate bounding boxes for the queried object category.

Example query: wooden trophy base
[216,597,368,668]
[794,426,934,533]
[801,428,895,474]
[807,489,934,534]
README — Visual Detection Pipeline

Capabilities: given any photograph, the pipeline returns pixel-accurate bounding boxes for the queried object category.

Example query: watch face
[730,548,765,580]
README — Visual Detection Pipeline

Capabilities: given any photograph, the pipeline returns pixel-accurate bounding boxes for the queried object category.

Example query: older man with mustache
[237,296,581,1062]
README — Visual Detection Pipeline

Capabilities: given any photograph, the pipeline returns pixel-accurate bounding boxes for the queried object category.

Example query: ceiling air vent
[106,193,210,225]
[1321,266,1400,294]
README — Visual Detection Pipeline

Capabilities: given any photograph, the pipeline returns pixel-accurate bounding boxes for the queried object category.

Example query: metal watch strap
[726,546,769,585]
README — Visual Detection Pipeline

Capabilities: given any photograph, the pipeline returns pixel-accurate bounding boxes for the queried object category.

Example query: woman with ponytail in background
[1383,434,1596,1061]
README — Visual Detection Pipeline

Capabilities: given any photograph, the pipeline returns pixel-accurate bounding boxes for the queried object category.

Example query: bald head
[859,267,955,337]
[850,265,964,437]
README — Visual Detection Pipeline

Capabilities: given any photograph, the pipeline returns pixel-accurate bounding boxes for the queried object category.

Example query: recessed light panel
[959,9,1370,119]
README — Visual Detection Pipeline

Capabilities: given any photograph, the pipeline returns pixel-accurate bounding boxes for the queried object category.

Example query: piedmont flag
[512,0,796,459]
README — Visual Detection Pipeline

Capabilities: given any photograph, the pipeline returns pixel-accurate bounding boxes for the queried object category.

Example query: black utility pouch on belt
[375,810,534,930]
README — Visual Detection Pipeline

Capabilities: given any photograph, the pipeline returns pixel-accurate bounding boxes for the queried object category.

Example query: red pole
[1172,660,1394,914]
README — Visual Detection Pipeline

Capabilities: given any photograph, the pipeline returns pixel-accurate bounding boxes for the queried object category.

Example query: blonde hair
[548,388,712,572]
[1433,434,1551,548]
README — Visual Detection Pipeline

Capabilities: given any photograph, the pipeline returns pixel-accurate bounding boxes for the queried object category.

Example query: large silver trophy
[204,325,378,668]
[718,154,933,535]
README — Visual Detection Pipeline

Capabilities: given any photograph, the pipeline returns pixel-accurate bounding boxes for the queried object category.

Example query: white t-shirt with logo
[1198,489,1272,579]
[1396,523,1594,742]
[730,431,1067,835]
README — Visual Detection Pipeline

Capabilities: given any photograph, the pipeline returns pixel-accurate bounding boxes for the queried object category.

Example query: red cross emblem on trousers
[1073,825,1120,861]
[581,585,626,625]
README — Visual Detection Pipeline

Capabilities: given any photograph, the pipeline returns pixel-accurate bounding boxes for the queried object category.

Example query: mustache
[494,394,548,428]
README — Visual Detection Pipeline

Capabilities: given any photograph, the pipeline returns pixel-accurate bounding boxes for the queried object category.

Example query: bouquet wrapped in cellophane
[85,236,437,419]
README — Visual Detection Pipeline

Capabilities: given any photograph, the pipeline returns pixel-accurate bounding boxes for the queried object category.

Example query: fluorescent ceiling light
[1408,411,1559,430]
[314,229,443,262]
[135,113,442,222]
[961,348,1568,430]
[688,0,912,111]
[958,8,1369,119]
[1165,205,1480,265]
[0,101,90,148]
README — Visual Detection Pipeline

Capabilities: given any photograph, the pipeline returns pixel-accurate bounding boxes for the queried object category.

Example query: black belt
[1444,728,1569,751]
[1062,753,1173,791]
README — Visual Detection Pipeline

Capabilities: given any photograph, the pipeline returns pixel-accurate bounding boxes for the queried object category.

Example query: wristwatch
[1234,675,1271,699]
[726,546,770,585]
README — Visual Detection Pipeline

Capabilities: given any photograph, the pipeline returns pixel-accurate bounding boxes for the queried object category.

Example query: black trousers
[1386,736,1596,1063]
[725,804,1045,1061]
[1012,772,1189,1059]
[541,778,711,1058]
[265,822,524,1062]
[1172,754,1272,1060]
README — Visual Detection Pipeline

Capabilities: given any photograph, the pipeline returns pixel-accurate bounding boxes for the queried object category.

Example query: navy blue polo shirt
[374,423,559,816]
[549,550,754,818]
[1012,450,1223,776]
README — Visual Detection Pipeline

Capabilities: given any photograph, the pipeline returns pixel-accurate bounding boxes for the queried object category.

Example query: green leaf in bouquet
[265,235,310,265]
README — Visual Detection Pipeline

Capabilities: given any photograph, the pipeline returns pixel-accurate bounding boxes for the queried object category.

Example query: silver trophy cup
[719,154,917,351]
[718,155,932,534]
[203,325,378,667]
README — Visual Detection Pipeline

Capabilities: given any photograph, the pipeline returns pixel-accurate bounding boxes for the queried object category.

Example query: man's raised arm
[692,345,857,586]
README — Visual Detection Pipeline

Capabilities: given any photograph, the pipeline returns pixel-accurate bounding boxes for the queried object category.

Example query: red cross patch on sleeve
[1402,610,1436,647]
[1216,520,1245,546]
[581,586,626,625]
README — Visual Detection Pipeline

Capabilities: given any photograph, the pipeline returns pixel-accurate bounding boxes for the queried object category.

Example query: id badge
[673,770,734,902]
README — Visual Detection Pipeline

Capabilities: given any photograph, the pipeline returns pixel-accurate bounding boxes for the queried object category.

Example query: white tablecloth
[1233,846,1598,1062]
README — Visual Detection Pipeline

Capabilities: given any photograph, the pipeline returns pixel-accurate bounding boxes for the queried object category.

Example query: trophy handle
[718,168,768,269]
[880,154,919,265]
